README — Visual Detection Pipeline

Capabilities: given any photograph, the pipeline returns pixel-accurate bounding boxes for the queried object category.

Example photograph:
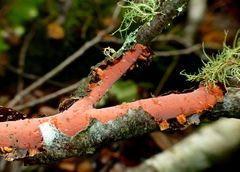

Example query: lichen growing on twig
[108,0,162,59]
[114,0,162,38]
[182,31,240,88]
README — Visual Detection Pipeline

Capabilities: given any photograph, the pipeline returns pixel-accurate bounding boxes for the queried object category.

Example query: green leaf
[7,0,43,24]
[109,80,138,102]
[0,37,9,53]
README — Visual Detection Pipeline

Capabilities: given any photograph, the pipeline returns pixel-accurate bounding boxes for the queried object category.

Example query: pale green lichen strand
[106,28,139,59]
[182,31,240,88]
[113,0,162,38]
[105,0,162,59]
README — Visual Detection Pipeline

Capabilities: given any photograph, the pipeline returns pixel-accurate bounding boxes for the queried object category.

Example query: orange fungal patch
[0,44,224,154]
[88,83,97,90]
[0,146,13,154]
[95,67,105,78]
[176,114,187,125]
[159,120,170,131]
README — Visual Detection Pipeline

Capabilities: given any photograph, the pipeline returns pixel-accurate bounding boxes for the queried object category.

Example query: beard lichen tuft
[181,30,240,88]
[113,0,163,38]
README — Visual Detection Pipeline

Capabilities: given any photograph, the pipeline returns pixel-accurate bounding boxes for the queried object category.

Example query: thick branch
[0,84,223,163]
[25,108,158,164]
[136,0,189,45]
[1,0,232,165]
[202,87,240,120]
[127,118,240,172]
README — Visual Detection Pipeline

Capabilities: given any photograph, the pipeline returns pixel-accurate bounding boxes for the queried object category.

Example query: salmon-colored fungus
[0,44,224,155]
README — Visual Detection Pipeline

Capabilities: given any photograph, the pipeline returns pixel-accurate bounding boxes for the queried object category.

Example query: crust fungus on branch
[0,0,227,163]
[0,43,224,163]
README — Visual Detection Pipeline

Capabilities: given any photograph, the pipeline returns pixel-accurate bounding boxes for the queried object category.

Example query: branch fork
[0,44,224,163]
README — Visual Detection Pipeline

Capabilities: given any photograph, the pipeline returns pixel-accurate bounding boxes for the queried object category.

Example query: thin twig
[154,56,180,95]
[14,80,83,110]
[153,45,201,96]
[152,34,222,62]
[7,32,103,107]
[7,3,122,108]
[153,44,201,57]
[184,0,207,45]
[17,26,36,94]
[7,65,66,87]
[56,0,72,24]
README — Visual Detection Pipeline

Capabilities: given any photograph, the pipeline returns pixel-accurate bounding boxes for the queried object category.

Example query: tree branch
[0,84,223,163]
[0,41,224,163]
[7,2,122,108]
[136,0,189,45]
[1,0,232,165]
[127,118,240,172]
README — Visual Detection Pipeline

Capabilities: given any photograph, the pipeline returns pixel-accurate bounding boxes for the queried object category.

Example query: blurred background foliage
[0,0,118,100]
[0,0,239,119]
[0,0,240,171]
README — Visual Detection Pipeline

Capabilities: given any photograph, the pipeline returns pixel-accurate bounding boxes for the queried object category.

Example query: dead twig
[7,2,122,108]
[17,25,36,94]
[153,44,201,57]
[14,80,83,110]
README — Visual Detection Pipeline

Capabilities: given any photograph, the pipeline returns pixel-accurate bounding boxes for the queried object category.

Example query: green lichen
[105,0,162,60]
[182,31,240,88]
[114,0,162,38]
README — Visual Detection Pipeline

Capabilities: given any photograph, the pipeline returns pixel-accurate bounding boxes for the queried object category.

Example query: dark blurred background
[0,0,239,171]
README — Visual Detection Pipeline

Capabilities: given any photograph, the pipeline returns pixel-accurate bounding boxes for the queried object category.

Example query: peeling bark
[25,108,158,164]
